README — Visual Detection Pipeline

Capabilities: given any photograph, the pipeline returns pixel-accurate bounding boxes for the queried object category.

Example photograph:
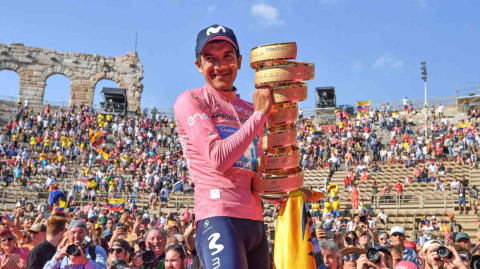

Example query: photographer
[341,246,366,269]
[422,240,468,269]
[356,246,392,269]
[133,227,167,269]
[43,220,107,269]
[107,239,133,269]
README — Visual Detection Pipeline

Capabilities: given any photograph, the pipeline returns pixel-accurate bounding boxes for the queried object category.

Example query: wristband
[253,167,304,193]
[266,103,298,127]
[257,147,300,172]
[262,128,297,150]
[254,62,315,88]
[250,42,297,68]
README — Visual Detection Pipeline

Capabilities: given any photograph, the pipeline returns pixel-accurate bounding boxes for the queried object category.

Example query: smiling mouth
[212,73,230,79]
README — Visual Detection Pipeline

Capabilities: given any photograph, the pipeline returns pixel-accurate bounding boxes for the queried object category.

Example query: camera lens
[66,244,80,256]
[436,247,453,259]
[470,255,480,269]
[111,259,128,269]
[141,250,156,264]
[367,249,380,263]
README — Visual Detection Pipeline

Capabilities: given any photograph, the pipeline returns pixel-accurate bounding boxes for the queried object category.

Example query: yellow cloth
[312,203,320,212]
[331,201,340,210]
[97,148,109,161]
[274,190,322,269]
[323,202,332,213]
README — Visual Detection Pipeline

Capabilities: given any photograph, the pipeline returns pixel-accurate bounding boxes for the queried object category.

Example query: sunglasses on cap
[108,248,123,254]
[1,237,14,243]
[343,254,361,261]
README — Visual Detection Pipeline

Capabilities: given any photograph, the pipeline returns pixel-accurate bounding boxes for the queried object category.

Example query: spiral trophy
[250,42,315,199]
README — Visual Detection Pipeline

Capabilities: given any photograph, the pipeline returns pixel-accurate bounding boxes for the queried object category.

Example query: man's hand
[442,246,468,269]
[253,88,273,116]
[70,248,89,266]
[55,245,70,260]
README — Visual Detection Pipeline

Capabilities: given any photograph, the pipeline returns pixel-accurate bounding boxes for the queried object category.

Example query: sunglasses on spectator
[108,248,123,254]
[166,244,183,250]
[1,237,14,243]
[343,254,360,261]
[391,233,404,237]
[457,239,470,244]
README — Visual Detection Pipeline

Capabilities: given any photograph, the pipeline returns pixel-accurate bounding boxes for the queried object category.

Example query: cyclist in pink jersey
[174,24,272,269]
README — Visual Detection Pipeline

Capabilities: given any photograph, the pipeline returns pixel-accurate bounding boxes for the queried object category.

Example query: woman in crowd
[107,239,134,268]
[0,229,30,269]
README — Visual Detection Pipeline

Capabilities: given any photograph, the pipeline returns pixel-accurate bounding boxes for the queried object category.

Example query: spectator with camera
[26,216,67,269]
[340,246,365,269]
[107,239,133,269]
[422,240,468,269]
[389,226,421,267]
[43,220,107,269]
[356,246,393,269]
[133,227,167,269]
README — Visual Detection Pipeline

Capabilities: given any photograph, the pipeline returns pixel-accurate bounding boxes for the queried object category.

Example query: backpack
[88,245,97,260]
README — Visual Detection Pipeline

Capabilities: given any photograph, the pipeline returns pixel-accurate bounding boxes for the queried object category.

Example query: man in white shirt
[376,209,389,224]
[450,178,460,190]
[437,103,444,117]
[428,162,438,174]
[46,176,56,186]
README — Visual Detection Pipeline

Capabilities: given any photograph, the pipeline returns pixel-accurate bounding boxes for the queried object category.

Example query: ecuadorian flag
[90,130,105,148]
[274,190,326,269]
[109,198,125,212]
[357,100,371,112]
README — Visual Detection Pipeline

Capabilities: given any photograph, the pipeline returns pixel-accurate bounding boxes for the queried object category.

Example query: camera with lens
[111,259,130,269]
[471,255,480,269]
[345,236,354,245]
[139,249,156,266]
[367,249,380,263]
[435,246,453,260]
[66,236,92,256]
[359,215,367,223]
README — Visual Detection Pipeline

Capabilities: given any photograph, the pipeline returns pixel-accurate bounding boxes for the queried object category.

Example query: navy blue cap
[195,24,239,56]
[69,220,87,230]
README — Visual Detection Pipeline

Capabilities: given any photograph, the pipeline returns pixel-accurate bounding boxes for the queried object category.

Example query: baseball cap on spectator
[94,223,103,234]
[390,226,405,236]
[195,24,239,56]
[0,229,13,236]
[69,220,87,230]
[395,261,420,269]
[404,241,416,250]
[28,223,46,233]
[422,239,443,253]
[455,232,470,242]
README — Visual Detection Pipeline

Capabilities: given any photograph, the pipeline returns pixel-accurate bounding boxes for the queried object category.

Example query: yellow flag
[274,190,325,269]
[97,148,109,161]
[90,130,102,144]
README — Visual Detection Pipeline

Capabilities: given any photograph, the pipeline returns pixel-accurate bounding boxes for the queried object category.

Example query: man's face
[322,249,338,269]
[68,227,86,246]
[359,235,368,248]
[390,232,405,247]
[147,229,166,256]
[165,250,185,269]
[23,218,33,229]
[195,41,242,92]
[424,246,444,269]
[106,220,114,230]
[30,231,45,245]
[455,238,471,249]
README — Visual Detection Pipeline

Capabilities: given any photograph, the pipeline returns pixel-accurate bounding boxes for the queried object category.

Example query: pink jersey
[174,83,266,222]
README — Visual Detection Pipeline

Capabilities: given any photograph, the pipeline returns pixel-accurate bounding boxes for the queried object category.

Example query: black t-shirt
[26,239,57,269]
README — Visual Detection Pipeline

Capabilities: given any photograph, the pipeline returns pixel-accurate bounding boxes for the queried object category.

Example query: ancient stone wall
[0,43,144,110]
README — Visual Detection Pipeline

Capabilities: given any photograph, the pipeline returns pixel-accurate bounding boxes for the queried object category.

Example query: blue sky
[0,0,479,109]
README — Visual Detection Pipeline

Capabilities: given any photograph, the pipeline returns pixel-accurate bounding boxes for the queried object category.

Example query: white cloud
[251,3,285,26]
[392,61,403,68]
[208,4,216,12]
[353,61,362,71]
[372,53,403,68]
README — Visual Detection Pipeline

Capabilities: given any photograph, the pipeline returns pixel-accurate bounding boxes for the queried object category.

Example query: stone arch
[43,73,72,104]
[0,43,143,110]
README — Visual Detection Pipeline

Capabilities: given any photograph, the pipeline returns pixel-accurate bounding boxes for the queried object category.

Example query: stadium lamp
[421,62,428,135]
